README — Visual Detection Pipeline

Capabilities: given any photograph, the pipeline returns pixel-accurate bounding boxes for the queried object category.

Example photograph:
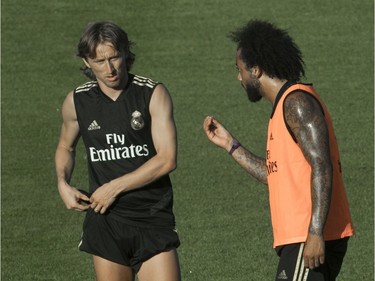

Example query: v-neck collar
[97,74,134,103]
[270,81,293,119]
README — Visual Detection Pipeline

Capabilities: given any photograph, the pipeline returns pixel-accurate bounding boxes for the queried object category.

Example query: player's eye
[93,59,105,64]
[110,57,119,62]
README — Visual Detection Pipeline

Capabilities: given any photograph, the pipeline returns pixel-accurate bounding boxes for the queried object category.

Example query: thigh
[93,255,135,281]
[324,237,349,280]
[275,243,327,281]
[130,226,180,272]
[137,248,181,281]
[276,243,310,281]
[275,239,349,281]
[79,212,134,268]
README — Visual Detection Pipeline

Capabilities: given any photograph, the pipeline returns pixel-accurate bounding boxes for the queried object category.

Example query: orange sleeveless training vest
[266,83,354,248]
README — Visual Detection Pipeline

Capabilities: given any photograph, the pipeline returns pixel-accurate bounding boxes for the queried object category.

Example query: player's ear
[252,65,262,78]
[82,58,90,68]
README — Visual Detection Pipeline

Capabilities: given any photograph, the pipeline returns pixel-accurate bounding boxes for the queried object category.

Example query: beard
[244,78,262,102]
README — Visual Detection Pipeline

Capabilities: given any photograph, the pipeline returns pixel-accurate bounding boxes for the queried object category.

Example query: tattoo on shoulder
[283,92,325,145]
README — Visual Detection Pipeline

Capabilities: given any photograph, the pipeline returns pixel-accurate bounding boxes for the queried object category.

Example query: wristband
[229,141,241,155]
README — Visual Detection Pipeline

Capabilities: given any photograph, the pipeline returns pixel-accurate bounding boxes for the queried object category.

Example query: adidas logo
[88,120,101,131]
[277,270,288,280]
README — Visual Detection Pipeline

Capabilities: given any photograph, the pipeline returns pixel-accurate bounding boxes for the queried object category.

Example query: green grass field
[2,0,373,280]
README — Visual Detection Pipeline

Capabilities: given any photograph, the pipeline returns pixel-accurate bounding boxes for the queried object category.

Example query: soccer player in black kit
[55,21,181,281]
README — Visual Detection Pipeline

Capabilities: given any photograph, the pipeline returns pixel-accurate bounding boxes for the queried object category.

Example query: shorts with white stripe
[274,237,349,281]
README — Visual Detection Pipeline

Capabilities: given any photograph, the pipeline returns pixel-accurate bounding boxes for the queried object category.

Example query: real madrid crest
[130,110,145,130]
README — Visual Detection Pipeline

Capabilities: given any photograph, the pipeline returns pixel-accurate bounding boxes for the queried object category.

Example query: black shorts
[274,237,349,281]
[78,210,180,272]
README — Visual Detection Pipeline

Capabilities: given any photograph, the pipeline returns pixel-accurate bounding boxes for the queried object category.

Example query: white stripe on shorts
[292,243,310,281]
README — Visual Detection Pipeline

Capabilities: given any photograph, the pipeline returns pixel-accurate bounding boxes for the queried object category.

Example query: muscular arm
[203,116,267,184]
[55,91,90,211]
[283,91,333,268]
[90,84,177,213]
[230,141,267,184]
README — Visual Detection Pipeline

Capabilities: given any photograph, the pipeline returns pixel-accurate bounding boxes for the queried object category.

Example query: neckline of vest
[97,74,134,103]
[270,81,294,119]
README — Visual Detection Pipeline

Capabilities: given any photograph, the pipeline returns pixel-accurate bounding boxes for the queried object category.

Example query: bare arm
[55,91,90,211]
[284,91,332,269]
[90,84,177,214]
[203,116,267,184]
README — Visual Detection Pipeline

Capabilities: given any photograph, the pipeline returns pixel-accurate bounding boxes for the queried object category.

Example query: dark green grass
[2,0,373,280]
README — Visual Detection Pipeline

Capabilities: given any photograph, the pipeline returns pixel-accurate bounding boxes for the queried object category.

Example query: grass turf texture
[2,0,373,280]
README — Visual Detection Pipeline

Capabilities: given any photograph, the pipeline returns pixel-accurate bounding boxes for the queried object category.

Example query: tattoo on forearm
[234,147,267,184]
[284,91,333,235]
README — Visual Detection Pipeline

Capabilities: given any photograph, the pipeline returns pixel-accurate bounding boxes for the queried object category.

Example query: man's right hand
[203,116,234,152]
[58,182,90,212]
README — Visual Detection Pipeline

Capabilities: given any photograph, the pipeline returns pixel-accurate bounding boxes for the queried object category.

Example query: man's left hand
[303,233,325,269]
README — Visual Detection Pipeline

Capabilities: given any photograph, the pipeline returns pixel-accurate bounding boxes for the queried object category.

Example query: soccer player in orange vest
[203,20,354,281]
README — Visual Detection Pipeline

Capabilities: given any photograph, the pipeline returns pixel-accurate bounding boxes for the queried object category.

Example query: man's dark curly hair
[77,21,135,80]
[229,20,305,83]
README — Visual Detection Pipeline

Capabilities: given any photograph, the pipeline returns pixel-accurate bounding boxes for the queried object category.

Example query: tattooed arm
[203,116,268,184]
[283,91,333,269]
